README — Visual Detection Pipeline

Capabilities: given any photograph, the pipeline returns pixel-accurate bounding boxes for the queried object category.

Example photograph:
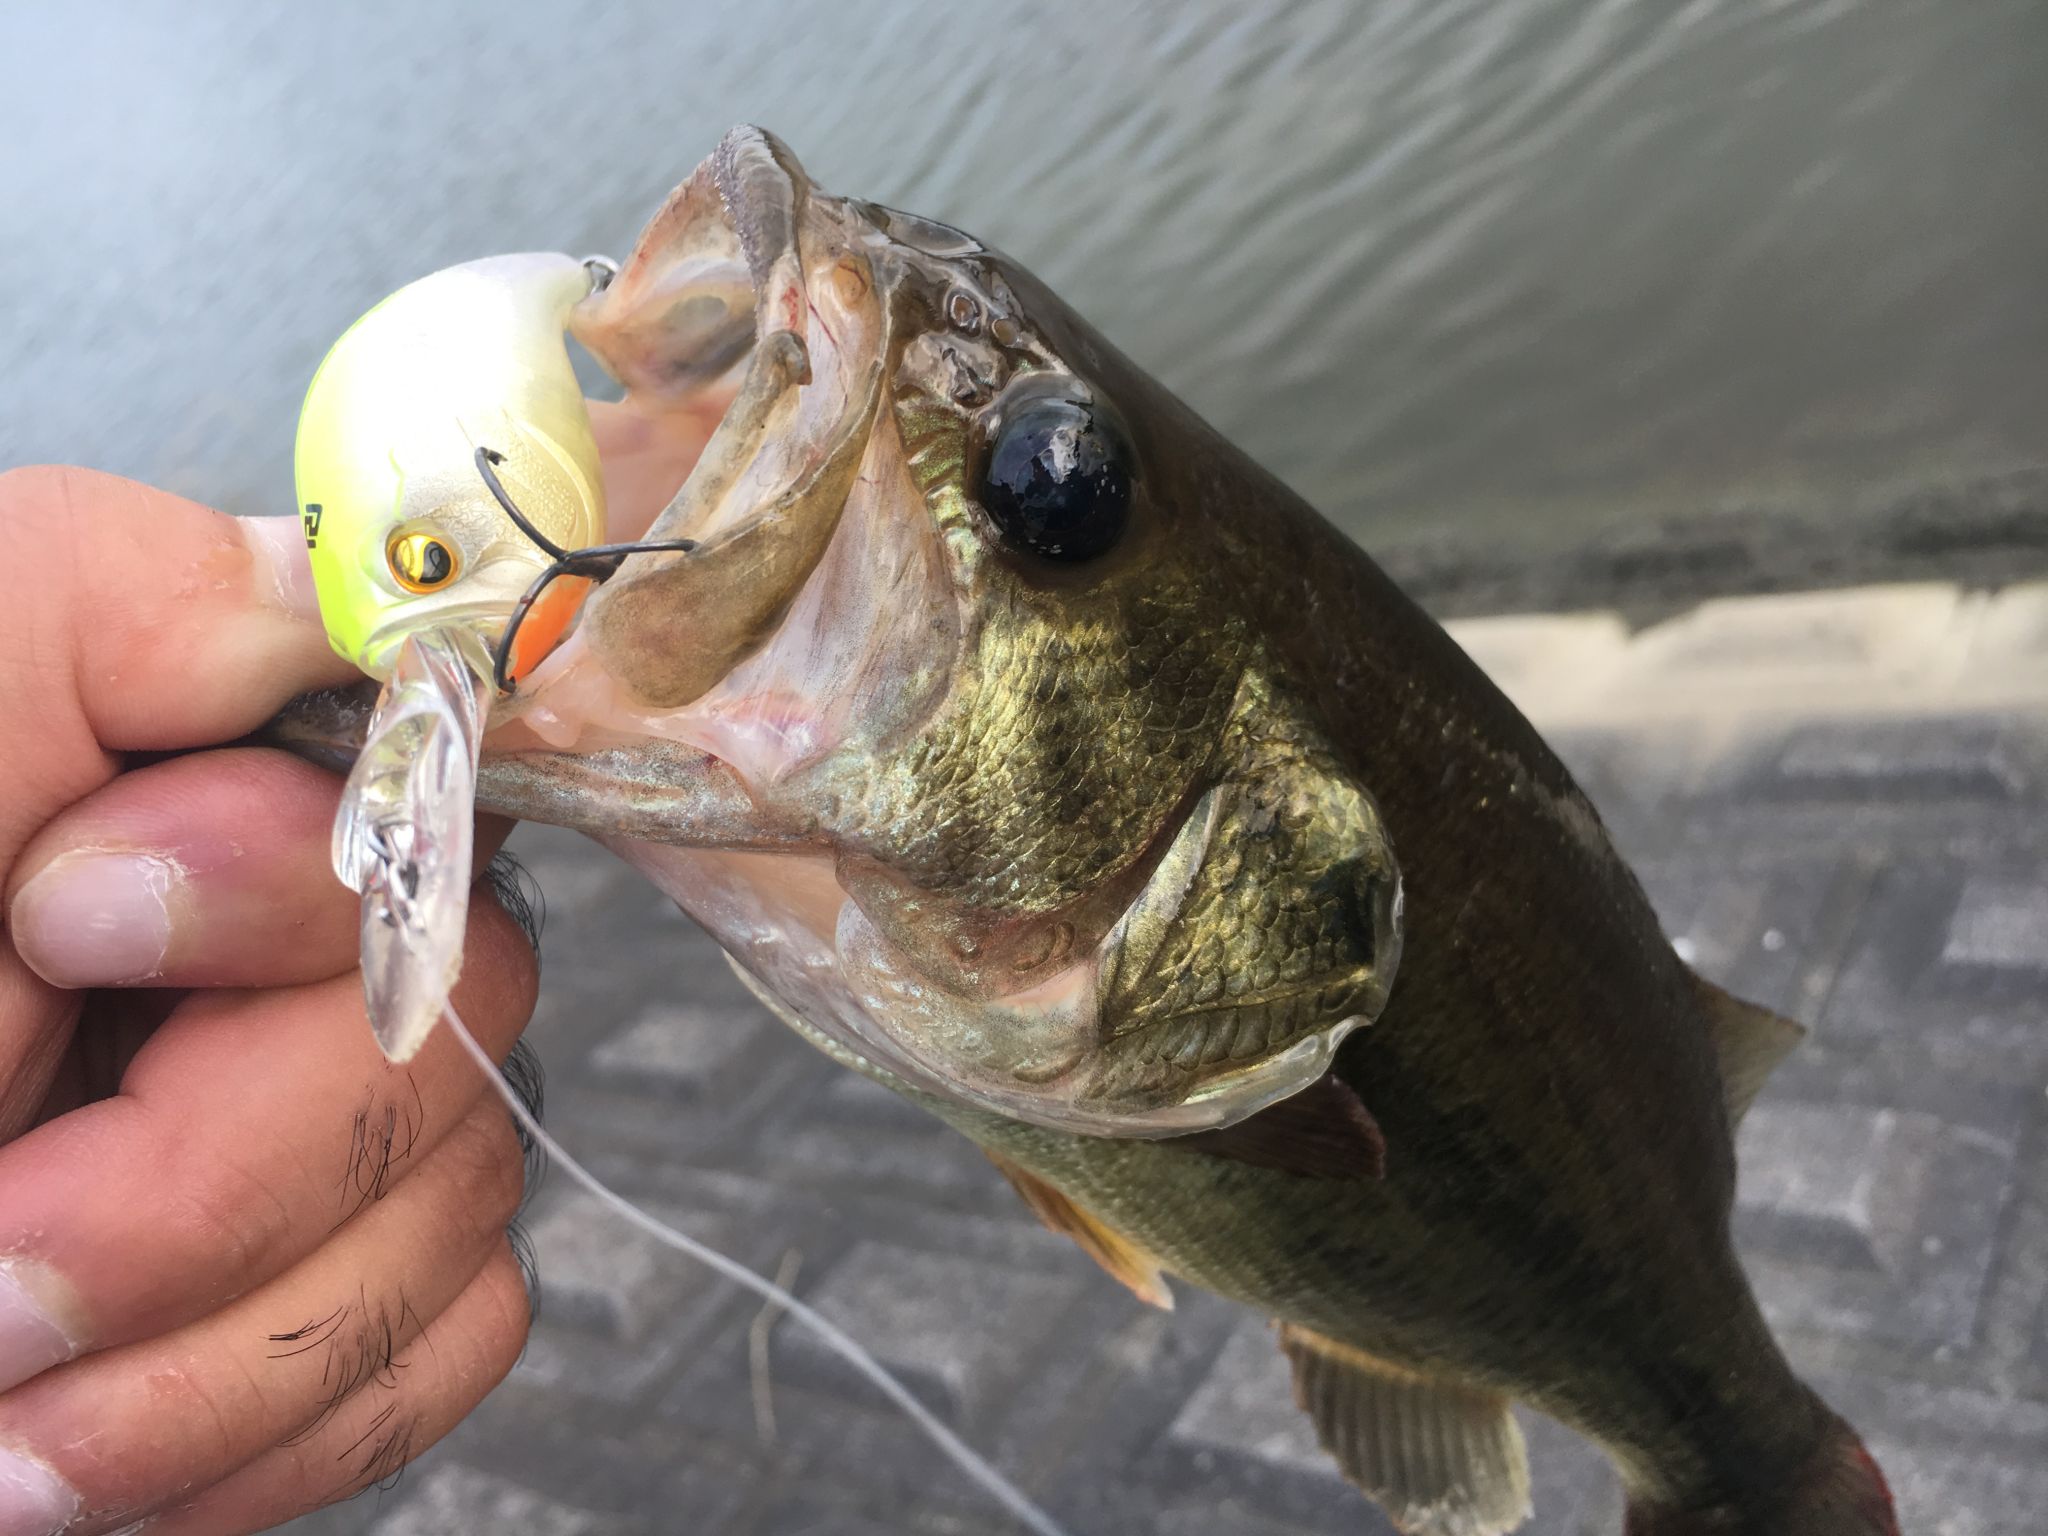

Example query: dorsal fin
[984,1152,1173,1310]
[1693,976,1805,1127]
[1279,1324,1532,1536]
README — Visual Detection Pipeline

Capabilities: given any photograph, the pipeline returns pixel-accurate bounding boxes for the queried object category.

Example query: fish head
[292,128,1404,1134]
[296,251,609,683]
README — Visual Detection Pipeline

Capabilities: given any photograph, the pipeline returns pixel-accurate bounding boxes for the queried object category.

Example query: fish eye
[977,393,1134,563]
[387,530,458,593]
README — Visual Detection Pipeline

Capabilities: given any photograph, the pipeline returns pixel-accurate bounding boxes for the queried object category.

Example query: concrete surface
[286,584,2048,1535]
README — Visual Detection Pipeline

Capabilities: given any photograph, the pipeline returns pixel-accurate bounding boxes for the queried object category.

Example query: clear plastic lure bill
[330,628,487,1062]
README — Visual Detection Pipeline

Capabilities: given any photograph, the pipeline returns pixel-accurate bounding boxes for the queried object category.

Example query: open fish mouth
[491,127,968,788]
[522,129,896,718]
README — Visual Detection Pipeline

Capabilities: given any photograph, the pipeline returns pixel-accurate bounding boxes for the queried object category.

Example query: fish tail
[1624,1412,1898,1536]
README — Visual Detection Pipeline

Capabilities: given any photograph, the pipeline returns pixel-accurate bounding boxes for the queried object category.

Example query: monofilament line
[442,1000,1073,1536]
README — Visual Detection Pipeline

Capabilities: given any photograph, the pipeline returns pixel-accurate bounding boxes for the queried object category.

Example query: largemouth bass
[275,127,1899,1536]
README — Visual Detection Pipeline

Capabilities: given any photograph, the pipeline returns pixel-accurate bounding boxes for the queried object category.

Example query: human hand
[0,468,542,1535]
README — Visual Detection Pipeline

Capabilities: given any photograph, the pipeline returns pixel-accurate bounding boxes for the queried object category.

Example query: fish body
[277,129,1898,1535]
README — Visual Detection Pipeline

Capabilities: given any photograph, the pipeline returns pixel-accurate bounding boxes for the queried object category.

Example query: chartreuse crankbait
[296,251,618,1063]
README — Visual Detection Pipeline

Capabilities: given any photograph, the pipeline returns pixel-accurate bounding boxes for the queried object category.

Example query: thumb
[0,467,353,753]
[0,466,355,862]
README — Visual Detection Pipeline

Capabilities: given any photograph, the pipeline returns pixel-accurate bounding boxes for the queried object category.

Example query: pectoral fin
[1695,976,1804,1127]
[1279,1325,1532,1536]
[985,1152,1173,1310]
[1181,1072,1387,1182]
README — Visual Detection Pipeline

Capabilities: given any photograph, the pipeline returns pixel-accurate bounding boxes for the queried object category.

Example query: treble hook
[475,446,696,695]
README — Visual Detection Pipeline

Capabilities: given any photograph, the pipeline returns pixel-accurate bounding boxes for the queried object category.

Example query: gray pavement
[289,586,2048,1535]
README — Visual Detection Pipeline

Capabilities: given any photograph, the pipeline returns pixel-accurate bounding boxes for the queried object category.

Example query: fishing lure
[297,250,603,1060]
[297,251,694,1060]
[293,254,1068,1535]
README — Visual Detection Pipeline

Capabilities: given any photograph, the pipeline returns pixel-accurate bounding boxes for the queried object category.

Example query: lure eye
[977,393,1134,563]
[387,530,458,593]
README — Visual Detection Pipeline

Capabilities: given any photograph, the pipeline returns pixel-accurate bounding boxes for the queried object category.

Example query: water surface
[1,0,2040,559]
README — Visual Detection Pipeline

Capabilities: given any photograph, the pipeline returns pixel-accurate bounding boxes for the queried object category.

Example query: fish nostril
[946,287,984,335]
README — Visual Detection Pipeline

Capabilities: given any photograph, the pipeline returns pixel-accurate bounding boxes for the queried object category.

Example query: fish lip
[567,126,885,549]
[537,128,899,730]
[709,126,815,336]
[261,681,767,851]
[567,125,818,410]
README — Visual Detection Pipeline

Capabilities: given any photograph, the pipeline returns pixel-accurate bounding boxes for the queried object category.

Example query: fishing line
[440,998,1074,1536]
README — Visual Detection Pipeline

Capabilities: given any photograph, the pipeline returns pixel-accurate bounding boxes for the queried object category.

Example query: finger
[0,968,71,1146]
[6,747,514,990]
[0,1100,527,1535]
[0,884,537,1397]
[0,470,350,792]
[144,1241,530,1536]
[26,989,178,1128]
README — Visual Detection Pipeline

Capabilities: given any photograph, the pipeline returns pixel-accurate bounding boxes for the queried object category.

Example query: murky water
[1,0,2041,557]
